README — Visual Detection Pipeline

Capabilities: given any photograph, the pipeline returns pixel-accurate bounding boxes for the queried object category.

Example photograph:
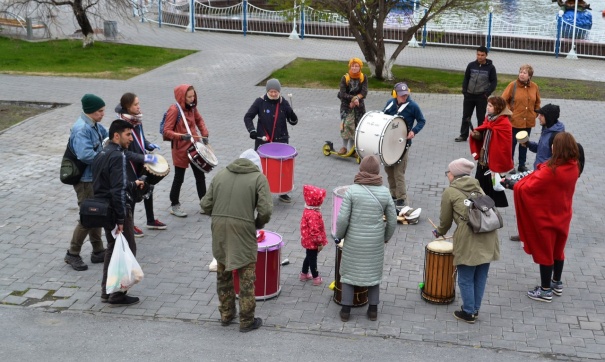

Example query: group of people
[62,49,584,328]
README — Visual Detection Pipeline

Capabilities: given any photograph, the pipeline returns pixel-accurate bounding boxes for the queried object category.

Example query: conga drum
[257,143,298,194]
[333,243,368,307]
[233,230,283,300]
[421,240,456,304]
[331,185,350,238]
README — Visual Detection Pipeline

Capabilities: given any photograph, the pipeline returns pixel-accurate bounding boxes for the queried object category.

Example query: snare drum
[333,243,368,307]
[421,240,456,304]
[233,230,283,300]
[355,111,408,166]
[143,154,170,185]
[331,185,349,238]
[257,143,298,194]
[187,142,218,173]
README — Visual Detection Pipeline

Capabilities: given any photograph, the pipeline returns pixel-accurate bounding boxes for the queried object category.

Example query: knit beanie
[448,158,475,177]
[81,94,105,114]
[359,155,380,175]
[266,79,281,93]
[239,149,262,171]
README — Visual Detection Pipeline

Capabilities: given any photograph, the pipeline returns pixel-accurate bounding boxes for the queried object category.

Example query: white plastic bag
[208,257,217,272]
[106,233,144,294]
[492,171,505,192]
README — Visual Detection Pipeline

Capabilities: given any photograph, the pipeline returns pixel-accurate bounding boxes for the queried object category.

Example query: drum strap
[176,103,195,142]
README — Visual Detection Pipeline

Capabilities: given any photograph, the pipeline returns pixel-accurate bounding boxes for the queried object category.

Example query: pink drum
[331,185,349,238]
[233,230,283,300]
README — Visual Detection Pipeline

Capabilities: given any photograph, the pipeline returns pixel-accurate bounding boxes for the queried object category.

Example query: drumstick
[427,218,438,229]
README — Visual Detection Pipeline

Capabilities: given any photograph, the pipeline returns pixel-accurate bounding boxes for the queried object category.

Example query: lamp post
[289,0,300,39]
[566,0,578,59]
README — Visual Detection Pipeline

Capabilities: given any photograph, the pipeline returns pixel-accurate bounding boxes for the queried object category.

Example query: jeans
[457,263,490,315]
[169,164,206,206]
[69,182,104,255]
[459,93,488,138]
[512,127,531,167]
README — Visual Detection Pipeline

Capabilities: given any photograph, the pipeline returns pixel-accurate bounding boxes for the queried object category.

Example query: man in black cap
[64,94,109,271]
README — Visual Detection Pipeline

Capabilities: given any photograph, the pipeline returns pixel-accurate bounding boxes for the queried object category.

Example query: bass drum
[355,111,408,166]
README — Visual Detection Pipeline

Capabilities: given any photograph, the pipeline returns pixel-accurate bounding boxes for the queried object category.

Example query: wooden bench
[0,11,48,39]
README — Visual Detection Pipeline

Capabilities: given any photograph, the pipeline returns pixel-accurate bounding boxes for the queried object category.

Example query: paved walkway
[1,20,604,360]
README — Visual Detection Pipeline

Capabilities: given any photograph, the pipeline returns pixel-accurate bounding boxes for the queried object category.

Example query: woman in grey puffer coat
[336,155,397,322]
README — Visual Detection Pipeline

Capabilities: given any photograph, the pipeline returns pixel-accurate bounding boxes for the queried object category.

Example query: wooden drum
[421,240,456,304]
[333,244,368,307]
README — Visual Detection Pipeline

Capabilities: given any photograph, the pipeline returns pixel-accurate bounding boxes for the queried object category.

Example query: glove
[181,134,192,141]
[287,116,298,126]
[432,229,442,238]
[249,130,258,139]
[144,154,158,163]
[202,137,209,145]
[148,143,161,151]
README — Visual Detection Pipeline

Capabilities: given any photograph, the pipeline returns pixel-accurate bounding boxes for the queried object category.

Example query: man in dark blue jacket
[93,119,146,306]
[455,46,497,142]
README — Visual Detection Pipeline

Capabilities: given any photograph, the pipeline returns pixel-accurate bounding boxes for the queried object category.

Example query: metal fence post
[486,7,493,51]
[555,10,563,58]
[421,9,427,48]
[159,0,163,28]
[243,0,247,36]
[300,0,305,40]
[25,17,33,40]
[189,0,195,33]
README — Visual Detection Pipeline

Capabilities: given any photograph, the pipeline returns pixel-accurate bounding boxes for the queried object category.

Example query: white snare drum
[355,111,408,166]
[188,142,218,173]
[144,154,170,185]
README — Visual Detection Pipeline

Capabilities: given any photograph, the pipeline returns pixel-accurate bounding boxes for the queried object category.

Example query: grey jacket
[335,184,397,286]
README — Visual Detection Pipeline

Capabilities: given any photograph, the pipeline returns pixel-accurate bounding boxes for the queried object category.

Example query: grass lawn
[0,37,196,80]
[269,58,605,101]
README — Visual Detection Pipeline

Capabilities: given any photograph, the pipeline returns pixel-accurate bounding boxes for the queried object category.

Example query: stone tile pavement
[0,20,604,360]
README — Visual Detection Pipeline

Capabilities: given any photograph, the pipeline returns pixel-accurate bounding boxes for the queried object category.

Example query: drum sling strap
[130,127,146,177]
[261,100,280,142]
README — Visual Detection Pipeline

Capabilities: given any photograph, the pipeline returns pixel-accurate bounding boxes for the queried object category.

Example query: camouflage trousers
[217,262,256,327]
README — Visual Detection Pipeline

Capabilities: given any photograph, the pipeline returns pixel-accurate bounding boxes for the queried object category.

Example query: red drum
[333,244,368,307]
[257,143,297,194]
[331,185,349,238]
[421,240,456,304]
[187,141,218,173]
[233,230,283,300]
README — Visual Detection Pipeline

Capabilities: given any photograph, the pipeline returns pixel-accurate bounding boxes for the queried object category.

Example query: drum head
[333,185,349,198]
[257,230,283,251]
[516,130,528,141]
[380,116,407,165]
[427,240,453,253]
[197,142,218,166]
[145,154,169,176]
[257,143,298,160]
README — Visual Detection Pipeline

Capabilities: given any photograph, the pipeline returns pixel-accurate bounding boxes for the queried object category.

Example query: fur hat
[359,155,380,175]
[448,158,475,177]
[536,104,560,128]
[81,94,105,114]
[266,78,281,93]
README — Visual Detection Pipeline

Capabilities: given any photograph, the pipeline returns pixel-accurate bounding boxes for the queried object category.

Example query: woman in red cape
[469,96,513,207]
[514,132,580,302]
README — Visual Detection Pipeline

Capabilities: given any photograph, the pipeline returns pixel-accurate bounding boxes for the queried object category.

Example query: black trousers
[102,208,136,297]
[460,93,488,138]
[169,164,206,206]
[302,249,319,278]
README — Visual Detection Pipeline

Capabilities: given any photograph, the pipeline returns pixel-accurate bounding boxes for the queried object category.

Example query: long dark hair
[119,92,137,114]
[547,132,579,173]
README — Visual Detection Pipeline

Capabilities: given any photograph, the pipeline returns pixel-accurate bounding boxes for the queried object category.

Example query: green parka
[436,176,500,266]
[201,158,273,271]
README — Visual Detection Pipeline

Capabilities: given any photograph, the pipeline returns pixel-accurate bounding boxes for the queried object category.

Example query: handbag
[452,188,503,233]
[60,141,88,185]
[80,198,114,229]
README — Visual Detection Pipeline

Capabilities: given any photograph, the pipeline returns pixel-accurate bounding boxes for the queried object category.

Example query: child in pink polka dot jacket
[300,184,329,286]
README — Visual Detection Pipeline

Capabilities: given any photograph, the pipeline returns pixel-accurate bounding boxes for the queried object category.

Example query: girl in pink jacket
[299,185,329,286]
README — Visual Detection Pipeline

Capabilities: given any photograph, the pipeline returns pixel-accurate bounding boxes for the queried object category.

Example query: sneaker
[551,280,563,296]
[240,317,262,333]
[101,294,109,303]
[337,147,348,155]
[453,308,476,324]
[133,226,144,238]
[170,203,188,217]
[108,294,140,307]
[518,165,529,172]
[454,136,467,142]
[473,311,479,319]
[509,235,521,242]
[64,251,88,271]
[395,199,406,208]
[340,306,351,322]
[278,194,291,203]
[509,169,517,175]
[146,219,167,230]
[299,272,312,281]
[312,276,323,286]
[90,249,106,264]
[527,286,553,302]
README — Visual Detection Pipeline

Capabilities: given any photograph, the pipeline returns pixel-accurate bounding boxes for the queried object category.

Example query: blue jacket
[382,97,426,144]
[69,113,108,182]
[527,121,565,170]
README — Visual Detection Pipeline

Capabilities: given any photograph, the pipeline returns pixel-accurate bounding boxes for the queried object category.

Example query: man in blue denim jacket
[64,94,109,271]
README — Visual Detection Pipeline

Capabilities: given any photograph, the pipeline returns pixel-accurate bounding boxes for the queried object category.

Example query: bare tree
[2,0,133,47]
[308,0,488,80]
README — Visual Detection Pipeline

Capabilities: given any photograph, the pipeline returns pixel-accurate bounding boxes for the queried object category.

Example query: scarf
[354,172,382,186]
[119,112,143,126]
[348,58,363,79]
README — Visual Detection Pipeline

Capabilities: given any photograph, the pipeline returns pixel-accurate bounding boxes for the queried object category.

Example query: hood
[226,158,261,174]
[174,84,197,109]
[450,175,481,193]
[478,58,493,67]
[537,104,560,128]
[239,149,262,171]
[303,184,326,207]
[545,120,565,133]
[497,107,513,117]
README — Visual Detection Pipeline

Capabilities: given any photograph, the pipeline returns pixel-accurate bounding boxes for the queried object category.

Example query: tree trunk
[72,0,95,47]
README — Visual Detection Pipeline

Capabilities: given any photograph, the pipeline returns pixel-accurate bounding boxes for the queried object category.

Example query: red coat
[300,185,328,250]
[163,84,209,169]
[469,114,514,173]
[514,161,579,265]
